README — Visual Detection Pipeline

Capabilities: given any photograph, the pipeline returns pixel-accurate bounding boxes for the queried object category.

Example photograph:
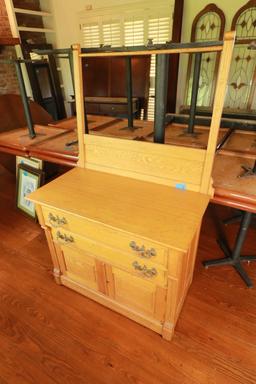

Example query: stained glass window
[184,4,225,108]
[225,1,256,112]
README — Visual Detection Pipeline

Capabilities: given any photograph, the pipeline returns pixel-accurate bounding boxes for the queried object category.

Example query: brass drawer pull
[132,261,157,278]
[56,231,74,244]
[48,213,67,227]
[129,241,156,258]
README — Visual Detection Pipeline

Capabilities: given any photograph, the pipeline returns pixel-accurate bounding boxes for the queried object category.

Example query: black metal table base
[203,211,256,288]
[20,133,46,139]
[239,164,256,178]
[222,211,243,225]
[238,160,256,178]
[178,130,203,138]
[119,125,141,131]
[203,254,256,288]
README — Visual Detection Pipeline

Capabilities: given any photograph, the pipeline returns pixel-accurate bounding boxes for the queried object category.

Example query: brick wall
[0,0,19,95]
[0,0,47,95]
[0,0,12,37]
[0,47,19,95]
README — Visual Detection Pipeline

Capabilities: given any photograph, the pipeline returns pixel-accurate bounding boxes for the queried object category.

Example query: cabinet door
[61,246,99,291]
[107,266,166,321]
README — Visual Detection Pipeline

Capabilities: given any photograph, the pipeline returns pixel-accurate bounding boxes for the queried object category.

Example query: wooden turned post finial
[72,44,81,51]
[224,31,236,41]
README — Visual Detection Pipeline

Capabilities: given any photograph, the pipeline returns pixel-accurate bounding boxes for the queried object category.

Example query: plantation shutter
[80,1,174,120]
[124,19,144,47]
[102,21,121,47]
[82,23,100,48]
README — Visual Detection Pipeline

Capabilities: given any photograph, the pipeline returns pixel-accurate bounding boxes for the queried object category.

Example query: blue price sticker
[175,183,186,190]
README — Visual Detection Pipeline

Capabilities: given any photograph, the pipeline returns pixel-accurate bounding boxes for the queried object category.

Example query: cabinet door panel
[61,246,98,291]
[110,267,165,320]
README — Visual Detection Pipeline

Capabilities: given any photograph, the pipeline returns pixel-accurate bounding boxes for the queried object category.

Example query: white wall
[176,0,248,111]
[45,0,172,113]
[48,0,150,48]
[43,0,86,110]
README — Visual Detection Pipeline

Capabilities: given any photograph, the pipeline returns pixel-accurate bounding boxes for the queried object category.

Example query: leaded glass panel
[184,5,225,108]
[225,4,256,111]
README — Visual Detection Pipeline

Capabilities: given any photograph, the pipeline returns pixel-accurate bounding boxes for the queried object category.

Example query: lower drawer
[52,228,167,287]
[85,103,100,114]
[99,103,133,114]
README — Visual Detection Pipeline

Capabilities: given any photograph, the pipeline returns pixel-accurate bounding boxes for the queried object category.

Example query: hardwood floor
[0,165,256,384]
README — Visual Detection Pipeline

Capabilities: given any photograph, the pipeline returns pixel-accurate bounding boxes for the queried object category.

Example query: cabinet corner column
[35,205,62,284]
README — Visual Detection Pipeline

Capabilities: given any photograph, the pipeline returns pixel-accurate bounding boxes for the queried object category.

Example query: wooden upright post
[72,44,86,167]
[200,31,236,194]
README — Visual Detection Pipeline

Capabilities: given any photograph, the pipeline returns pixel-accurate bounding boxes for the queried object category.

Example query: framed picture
[16,164,45,219]
[16,156,43,176]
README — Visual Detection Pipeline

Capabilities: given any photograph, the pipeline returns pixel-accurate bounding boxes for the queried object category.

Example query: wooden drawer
[84,102,138,116]
[42,206,168,267]
[99,103,126,114]
[99,102,138,115]
[52,227,167,287]
[85,103,100,114]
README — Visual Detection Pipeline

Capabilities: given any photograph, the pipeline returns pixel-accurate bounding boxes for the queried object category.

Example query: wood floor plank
[0,166,256,383]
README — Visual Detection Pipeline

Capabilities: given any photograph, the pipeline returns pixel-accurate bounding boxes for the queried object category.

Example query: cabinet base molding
[61,275,165,337]
[162,322,174,341]
[53,268,62,284]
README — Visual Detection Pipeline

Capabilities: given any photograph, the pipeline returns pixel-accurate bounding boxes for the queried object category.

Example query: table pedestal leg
[203,211,256,288]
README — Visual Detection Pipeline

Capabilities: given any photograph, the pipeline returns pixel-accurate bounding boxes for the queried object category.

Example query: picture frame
[16,156,43,176]
[16,164,45,220]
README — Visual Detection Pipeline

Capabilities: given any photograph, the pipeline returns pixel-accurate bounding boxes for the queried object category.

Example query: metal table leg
[154,54,169,143]
[120,57,140,131]
[203,211,256,288]
[179,52,202,138]
[126,56,134,130]
[14,61,36,139]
